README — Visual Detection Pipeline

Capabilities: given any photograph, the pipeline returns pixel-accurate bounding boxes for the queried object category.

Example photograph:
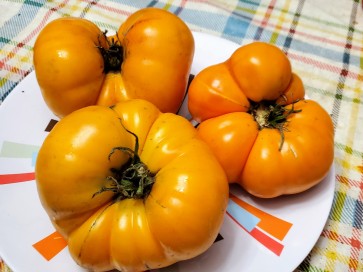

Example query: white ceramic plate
[0,32,335,272]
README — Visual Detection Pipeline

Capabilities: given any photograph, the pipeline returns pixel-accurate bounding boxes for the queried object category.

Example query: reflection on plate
[0,32,335,272]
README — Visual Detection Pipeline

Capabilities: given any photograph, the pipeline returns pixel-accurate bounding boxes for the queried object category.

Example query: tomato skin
[35,105,132,234]
[196,112,258,182]
[187,63,250,122]
[35,99,228,271]
[228,42,292,102]
[33,17,107,117]
[189,42,334,198]
[196,100,334,198]
[276,73,305,105]
[240,100,334,198]
[33,8,194,118]
[96,72,128,106]
[116,8,195,114]
[188,42,295,123]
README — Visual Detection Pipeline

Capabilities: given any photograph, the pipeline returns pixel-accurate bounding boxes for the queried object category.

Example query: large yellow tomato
[33,8,194,118]
[188,42,334,198]
[35,99,228,271]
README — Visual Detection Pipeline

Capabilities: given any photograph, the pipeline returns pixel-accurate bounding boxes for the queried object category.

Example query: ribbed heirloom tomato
[188,42,334,198]
[35,99,228,271]
[33,8,194,118]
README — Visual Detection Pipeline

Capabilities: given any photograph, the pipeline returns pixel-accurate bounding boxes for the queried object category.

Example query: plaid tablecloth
[1,0,363,271]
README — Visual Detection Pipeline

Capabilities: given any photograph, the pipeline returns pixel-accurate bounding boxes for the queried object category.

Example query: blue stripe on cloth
[180,9,231,35]
[0,1,45,44]
[24,0,43,7]
[282,0,305,51]
[0,37,10,45]
[220,0,260,43]
[106,0,155,9]
[222,15,250,42]
[287,38,360,66]
[331,1,358,129]
[0,1,45,101]
[0,81,17,102]
[353,199,363,229]
[146,0,158,7]
[244,26,361,66]
[238,0,260,8]
[332,192,362,228]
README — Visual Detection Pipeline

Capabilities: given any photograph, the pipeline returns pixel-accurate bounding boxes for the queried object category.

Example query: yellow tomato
[33,17,107,117]
[197,100,334,198]
[35,99,228,271]
[33,8,195,118]
[188,42,334,198]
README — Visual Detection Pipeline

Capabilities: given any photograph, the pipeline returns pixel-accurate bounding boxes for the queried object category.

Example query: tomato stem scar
[93,119,155,200]
[96,30,124,73]
[250,100,302,151]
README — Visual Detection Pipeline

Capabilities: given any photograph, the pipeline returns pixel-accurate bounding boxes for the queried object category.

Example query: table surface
[1,1,362,271]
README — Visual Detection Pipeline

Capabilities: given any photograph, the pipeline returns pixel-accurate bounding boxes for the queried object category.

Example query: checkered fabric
[1,0,363,271]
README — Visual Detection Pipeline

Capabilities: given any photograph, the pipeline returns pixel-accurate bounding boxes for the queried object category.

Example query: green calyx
[249,100,302,151]
[96,30,124,73]
[93,122,155,200]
